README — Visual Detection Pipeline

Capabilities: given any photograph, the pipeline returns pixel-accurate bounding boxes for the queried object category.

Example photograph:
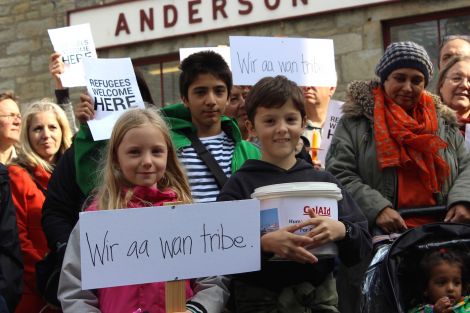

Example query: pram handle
[371,205,447,239]
[397,205,447,218]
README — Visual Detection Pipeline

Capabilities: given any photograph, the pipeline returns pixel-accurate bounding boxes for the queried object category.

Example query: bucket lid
[251,182,343,200]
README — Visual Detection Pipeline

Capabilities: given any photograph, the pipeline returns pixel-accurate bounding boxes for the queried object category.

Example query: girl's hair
[97,108,192,211]
[15,99,72,172]
[436,55,470,97]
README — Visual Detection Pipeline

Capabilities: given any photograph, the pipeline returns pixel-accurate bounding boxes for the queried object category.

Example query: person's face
[0,99,21,146]
[426,261,462,306]
[302,86,335,108]
[117,124,168,188]
[28,111,62,164]
[440,60,470,118]
[439,39,470,69]
[383,68,425,111]
[182,73,228,136]
[247,99,305,169]
[226,85,250,131]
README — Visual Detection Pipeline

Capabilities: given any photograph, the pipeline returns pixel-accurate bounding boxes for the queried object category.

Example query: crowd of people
[0,34,469,313]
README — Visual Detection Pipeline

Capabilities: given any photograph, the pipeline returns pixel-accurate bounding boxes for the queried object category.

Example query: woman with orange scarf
[325,42,470,313]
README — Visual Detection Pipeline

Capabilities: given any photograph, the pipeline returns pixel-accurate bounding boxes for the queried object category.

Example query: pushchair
[360,221,470,313]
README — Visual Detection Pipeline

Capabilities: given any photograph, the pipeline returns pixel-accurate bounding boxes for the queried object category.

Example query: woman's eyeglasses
[0,113,21,120]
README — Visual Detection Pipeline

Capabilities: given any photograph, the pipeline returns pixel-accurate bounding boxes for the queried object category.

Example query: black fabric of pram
[361,222,470,313]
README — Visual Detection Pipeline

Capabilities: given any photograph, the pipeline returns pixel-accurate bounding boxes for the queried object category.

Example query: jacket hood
[342,80,458,126]
[161,102,243,142]
[239,158,313,174]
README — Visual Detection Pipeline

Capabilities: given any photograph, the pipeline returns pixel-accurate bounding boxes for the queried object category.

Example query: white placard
[229,36,337,87]
[47,24,97,87]
[318,100,344,166]
[179,46,231,70]
[80,199,260,290]
[83,58,145,141]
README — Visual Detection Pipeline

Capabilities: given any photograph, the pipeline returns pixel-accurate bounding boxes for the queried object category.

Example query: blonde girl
[58,108,196,313]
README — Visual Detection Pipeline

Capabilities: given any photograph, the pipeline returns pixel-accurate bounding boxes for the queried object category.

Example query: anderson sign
[69,0,395,49]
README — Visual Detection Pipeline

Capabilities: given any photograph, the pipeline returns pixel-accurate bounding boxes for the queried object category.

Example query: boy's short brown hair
[245,75,305,123]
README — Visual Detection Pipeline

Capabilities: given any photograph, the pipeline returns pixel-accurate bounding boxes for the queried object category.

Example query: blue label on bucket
[260,208,279,235]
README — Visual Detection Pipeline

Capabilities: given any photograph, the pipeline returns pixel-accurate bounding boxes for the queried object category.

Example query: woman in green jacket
[326,40,470,313]
[326,41,470,233]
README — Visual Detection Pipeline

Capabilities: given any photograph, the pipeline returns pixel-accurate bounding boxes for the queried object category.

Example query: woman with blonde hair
[8,99,72,313]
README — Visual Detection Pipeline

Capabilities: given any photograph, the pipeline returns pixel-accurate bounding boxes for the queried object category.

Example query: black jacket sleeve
[333,176,373,267]
[0,164,23,313]
[42,144,86,251]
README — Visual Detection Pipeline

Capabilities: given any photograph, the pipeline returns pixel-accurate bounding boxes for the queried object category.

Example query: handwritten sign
[48,24,97,87]
[318,100,344,166]
[79,199,260,290]
[179,46,231,70]
[83,58,145,141]
[229,36,337,86]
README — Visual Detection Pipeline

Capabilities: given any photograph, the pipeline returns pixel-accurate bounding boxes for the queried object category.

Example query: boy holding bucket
[217,76,371,313]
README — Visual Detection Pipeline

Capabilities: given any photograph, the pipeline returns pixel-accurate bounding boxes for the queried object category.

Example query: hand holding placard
[83,58,145,141]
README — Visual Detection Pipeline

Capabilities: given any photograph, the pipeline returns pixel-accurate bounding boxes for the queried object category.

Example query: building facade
[1,0,469,105]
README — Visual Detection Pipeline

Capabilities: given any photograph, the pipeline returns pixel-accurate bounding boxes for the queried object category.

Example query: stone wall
[0,0,469,104]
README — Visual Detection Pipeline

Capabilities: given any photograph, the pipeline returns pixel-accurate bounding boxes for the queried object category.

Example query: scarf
[373,87,450,193]
[87,186,178,212]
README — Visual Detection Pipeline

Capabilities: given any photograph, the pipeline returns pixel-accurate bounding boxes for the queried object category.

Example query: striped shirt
[178,132,234,203]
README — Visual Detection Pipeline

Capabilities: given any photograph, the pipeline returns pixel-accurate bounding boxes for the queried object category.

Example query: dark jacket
[217,159,371,291]
[42,145,86,251]
[0,164,23,312]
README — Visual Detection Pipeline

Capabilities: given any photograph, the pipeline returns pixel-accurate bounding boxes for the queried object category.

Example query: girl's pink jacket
[86,186,193,313]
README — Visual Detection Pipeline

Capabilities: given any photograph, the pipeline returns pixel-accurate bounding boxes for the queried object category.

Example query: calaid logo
[303,205,331,217]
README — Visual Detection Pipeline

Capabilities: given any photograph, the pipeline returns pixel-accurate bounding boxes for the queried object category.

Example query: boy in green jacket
[161,51,260,203]
[74,51,259,198]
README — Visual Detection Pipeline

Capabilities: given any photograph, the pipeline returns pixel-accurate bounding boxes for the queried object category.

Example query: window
[133,53,180,107]
[383,7,470,89]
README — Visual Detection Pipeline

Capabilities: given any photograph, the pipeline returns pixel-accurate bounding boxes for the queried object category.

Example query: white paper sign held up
[48,23,97,87]
[229,36,337,87]
[79,199,260,290]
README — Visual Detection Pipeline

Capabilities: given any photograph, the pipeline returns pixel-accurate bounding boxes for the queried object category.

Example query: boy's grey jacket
[325,80,470,226]
[58,223,230,313]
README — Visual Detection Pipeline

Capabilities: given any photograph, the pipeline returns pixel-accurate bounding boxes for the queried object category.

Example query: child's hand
[434,296,453,313]
[75,92,95,124]
[261,221,318,264]
[304,209,346,247]
[49,52,65,89]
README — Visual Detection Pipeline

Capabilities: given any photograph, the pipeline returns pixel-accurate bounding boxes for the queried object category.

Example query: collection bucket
[252,182,343,258]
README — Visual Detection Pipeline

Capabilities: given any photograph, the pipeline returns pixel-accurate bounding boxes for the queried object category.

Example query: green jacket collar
[161,103,243,145]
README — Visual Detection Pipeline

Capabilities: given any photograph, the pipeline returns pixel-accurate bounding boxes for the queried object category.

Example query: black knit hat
[375,41,434,86]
